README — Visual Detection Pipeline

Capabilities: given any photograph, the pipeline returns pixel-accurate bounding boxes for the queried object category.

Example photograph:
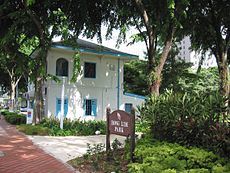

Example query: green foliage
[1,110,10,116]
[84,143,105,171]
[83,139,126,172]
[140,91,229,157]
[175,67,219,93]
[1,0,113,122]
[124,60,148,96]
[128,138,230,173]
[185,0,229,100]
[84,143,105,158]
[111,138,122,150]
[17,124,50,135]
[135,119,150,133]
[70,52,81,83]
[40,117,106,136]
[3,111,26,125]
[124,59,219,96]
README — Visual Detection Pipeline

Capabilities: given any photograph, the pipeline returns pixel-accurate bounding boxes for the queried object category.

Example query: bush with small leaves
[128,137,230,172]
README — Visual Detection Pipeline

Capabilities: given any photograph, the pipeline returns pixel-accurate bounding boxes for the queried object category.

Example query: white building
[34,39,145,120]
[177,36,217,68]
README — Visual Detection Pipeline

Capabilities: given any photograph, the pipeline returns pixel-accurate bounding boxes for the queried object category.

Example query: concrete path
[28,134,126,163]
[0,118,75,173]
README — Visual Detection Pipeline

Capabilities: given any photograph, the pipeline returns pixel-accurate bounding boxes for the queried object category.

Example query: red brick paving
[0,117,75,173]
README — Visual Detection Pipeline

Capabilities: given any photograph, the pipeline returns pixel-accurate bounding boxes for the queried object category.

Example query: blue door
[56,98,68,117]
[83,99,97,116]
[125,103,132,114]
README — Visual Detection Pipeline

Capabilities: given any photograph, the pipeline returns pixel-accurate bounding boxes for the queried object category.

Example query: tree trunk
[217,52,229,116]
[10,82,15,111]
[33,76,43,124]
[149,26,175,95]
[149,78,161,95]
[8,74,21,111]
[218,52,229,98]
[32,48,47,124]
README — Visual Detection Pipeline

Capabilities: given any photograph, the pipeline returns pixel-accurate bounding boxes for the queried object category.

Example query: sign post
[26,108,33,124]
[130,107,135,161]
[106,107,135,162]
[106,108,111,152]
[60,77,65,129]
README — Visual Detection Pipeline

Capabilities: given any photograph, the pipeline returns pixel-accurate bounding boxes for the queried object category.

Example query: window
[109,64,115,71]
[83,99,97,116]
[84,62,96,78]
[125,103,133,114]
[56,58,68,76]
[56,98,68,117]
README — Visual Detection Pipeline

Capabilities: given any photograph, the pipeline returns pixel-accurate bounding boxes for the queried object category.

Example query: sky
[54,26,147,59]
[84,26,147,59]
[53,26,217,68]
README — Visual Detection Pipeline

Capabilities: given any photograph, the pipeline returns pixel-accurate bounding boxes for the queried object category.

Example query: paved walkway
[28,134,126,163]
[0,117,75,173]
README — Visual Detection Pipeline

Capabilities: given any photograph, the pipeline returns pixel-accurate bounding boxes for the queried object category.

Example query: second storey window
[84,62,96,78]
[56,58,68,76]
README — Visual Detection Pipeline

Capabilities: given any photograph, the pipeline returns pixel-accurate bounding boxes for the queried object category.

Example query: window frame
[56,58,69,77]
[84,62,96,78]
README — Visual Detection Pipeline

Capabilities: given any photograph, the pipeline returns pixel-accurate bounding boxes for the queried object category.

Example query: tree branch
[133,18,149,51]
[23,1,45,46]
[15,75,22,87]
[156,24,176,75]
[6,68,12,79]
[134,0,155,50]
[134,0,151,34]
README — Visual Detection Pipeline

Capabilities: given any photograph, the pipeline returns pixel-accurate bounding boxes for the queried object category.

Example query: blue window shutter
[83,99,86,115]
[91,99,97,116]
[56,98,68,117]
[64,99,68,117]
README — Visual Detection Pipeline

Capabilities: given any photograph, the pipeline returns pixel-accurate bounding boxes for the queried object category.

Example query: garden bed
[68,137,230,173]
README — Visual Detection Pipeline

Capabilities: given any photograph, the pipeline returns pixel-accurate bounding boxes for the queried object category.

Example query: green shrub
[128,137,230,173]
[135,119,150,133]
[4,112,26,125]
[17,124,50,135]
[140,90,229,157]
[40,117,106,136]
[1,110,10,116]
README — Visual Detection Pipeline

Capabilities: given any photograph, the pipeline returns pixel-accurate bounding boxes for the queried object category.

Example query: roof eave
[51,44,139,60]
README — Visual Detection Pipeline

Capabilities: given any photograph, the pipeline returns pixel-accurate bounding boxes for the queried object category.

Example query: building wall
[177,36,217,68]
[178,36,191,62]
[45,48,145,120]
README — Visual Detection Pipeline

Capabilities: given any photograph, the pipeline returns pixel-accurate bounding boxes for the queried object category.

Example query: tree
[124,60,148,96]
[0,32,30,111]
[0,53,27,110]
[106,0,189,95]
[160,46,194,93]
[124,60,219,97]
[0,0,113,123]
[124,45,194,95]
[186,0,229,102]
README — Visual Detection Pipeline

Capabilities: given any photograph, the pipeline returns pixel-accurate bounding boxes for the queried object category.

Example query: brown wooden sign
[109,110,132,136]
[106,108,135,162]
